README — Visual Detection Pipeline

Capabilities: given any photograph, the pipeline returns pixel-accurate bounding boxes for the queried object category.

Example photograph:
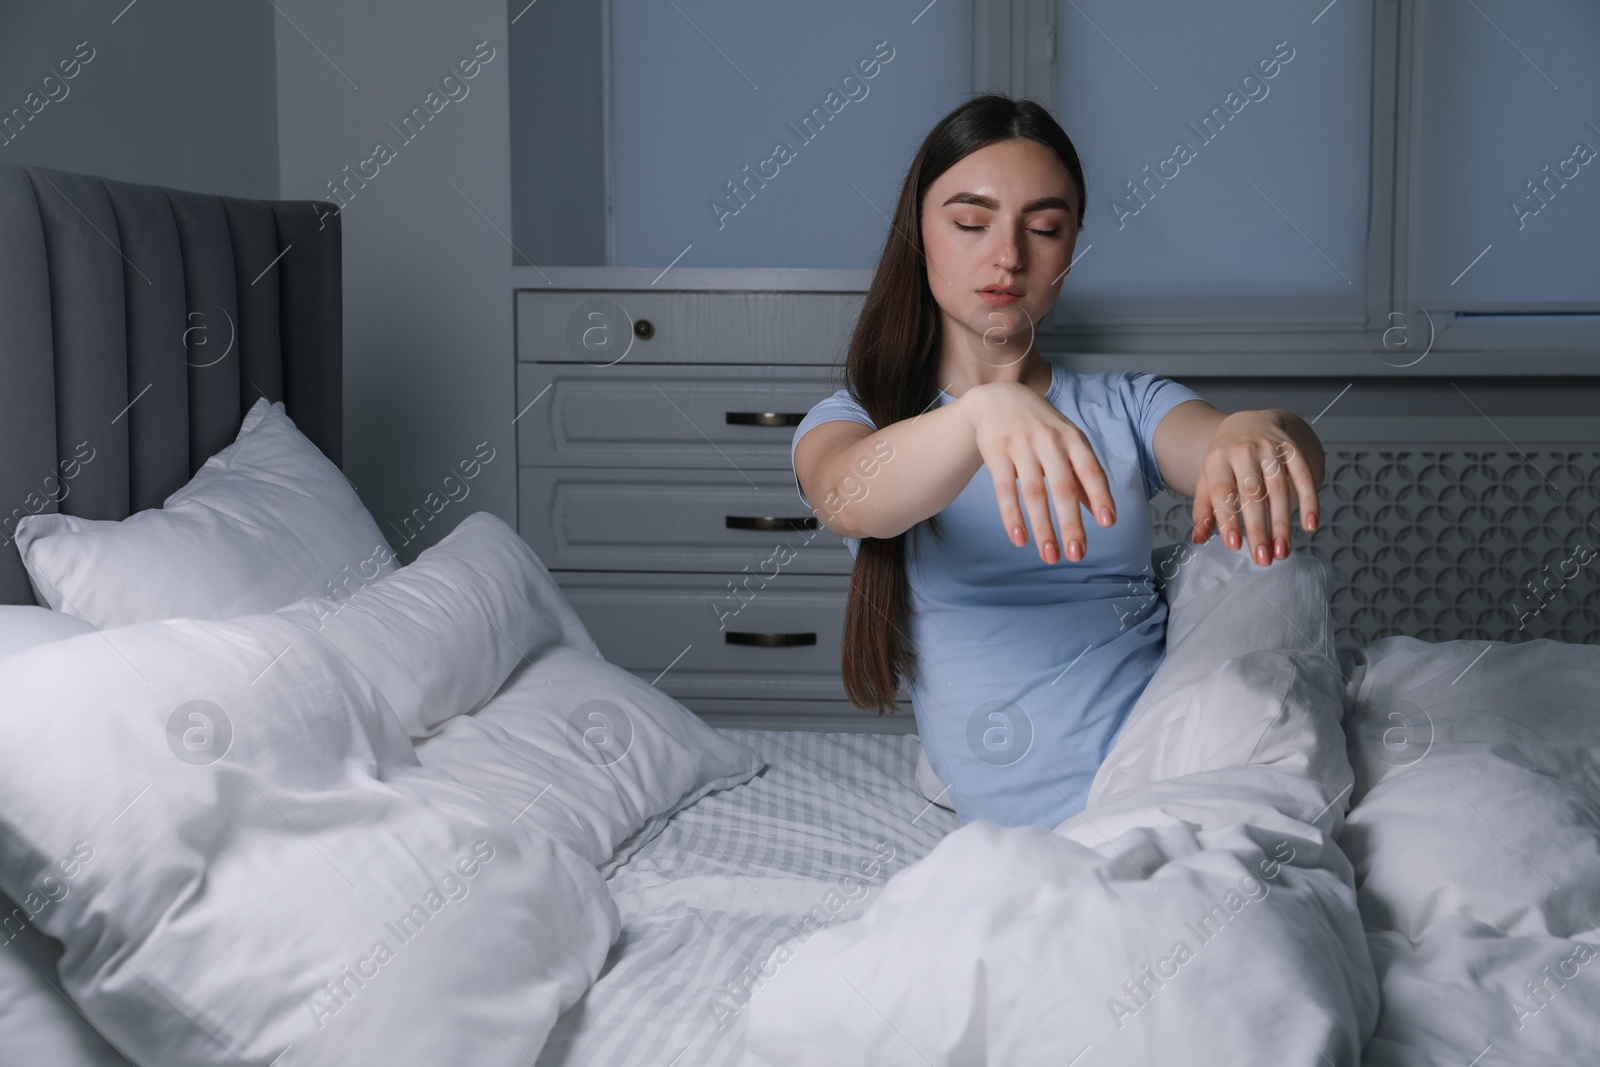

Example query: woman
[790,94,1326,829]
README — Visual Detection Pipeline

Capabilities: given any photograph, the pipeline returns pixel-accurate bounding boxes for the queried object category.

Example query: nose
[992,222,1022,272]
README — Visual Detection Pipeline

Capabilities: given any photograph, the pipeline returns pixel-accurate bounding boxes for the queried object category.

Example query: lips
[979,285,1023,296]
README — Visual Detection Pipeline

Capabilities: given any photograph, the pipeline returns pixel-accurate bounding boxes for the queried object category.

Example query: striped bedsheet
[535,729,961,1067]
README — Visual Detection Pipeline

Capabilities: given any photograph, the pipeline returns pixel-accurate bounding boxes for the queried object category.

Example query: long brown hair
[838,93,1088,715]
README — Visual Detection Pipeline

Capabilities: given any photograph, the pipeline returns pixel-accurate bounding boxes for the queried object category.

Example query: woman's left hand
[1191,408,1325,566]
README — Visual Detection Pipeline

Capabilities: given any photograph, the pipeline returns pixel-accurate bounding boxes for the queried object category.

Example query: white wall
[275,0,516,559]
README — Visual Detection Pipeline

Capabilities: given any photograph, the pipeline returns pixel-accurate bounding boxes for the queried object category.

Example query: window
[1406,0,1600,357]
[509,0,1599,366]
[613,1,974,269]
[1047,0,1372,322]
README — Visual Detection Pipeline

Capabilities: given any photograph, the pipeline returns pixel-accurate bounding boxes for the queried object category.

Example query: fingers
[1205,461,1243,553]
[986,426,1111,565]
[1211,444,1308,566]
[1235,451,1277,566]
[969,385,1120,564]
[1190,467,1214,544]
[1036,441,1086,562]
[1192,434,1321,565]
[1263,451,1293,560]
[986,450,1066,564]
[972,441,1062,566]
[1060,431,1117,533]
[988,453,1029,551]
[1015,458,1065,564]
[1283,444,1321,531]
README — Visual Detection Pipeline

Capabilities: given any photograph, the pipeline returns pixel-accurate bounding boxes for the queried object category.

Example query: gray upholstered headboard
[0,162,342,605]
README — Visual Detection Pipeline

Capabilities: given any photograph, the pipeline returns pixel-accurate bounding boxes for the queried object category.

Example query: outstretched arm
[796,381,1120,564]
[1152,400,1325,567]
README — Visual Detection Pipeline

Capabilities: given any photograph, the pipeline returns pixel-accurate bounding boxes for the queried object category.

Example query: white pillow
[278,508,761,868]
[1340,636,1600,1061]
[1343,635,1600,939]
[0,605,96,657]
[414,645,767,870]
[0,548,618,1065]
[282,512,566,738]
[14,398,396,628]
[0,607,131,1067]
[0,912,132,1066]
[398,514,765,868]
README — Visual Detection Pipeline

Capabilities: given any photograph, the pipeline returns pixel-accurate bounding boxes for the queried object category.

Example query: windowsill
[509,266,1598,376]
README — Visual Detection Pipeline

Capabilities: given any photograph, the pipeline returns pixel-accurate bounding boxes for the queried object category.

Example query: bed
[555,579,1600,1067]
[549,603,1600,1067]
[2,161,1596,1067]
[535,730,958,1066]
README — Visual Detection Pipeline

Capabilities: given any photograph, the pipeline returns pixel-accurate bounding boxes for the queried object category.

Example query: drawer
[517,289,863,365]
[554,571,851,703]
[516,362,846,468]
[519,467,851,574]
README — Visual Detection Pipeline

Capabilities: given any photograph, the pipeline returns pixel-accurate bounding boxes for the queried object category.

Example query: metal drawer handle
[725,631,817,647]
[726,411,806,427]
[726,515,819,532]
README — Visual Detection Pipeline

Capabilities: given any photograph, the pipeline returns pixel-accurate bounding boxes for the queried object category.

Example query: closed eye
[955,222,1060,237]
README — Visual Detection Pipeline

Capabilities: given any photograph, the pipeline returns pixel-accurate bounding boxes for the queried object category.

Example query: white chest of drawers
[514,281,916,731]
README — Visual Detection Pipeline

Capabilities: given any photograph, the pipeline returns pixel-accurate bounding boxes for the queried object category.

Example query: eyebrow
[941,192,1074,213]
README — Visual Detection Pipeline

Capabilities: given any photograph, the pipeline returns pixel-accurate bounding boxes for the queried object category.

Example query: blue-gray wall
[0,0,517,559]
[0,0,278,197]
[274,0,518,558]
[509,0,605,266]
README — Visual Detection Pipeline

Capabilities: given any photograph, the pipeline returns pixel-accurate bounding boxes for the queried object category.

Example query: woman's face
[920,138,1080,367]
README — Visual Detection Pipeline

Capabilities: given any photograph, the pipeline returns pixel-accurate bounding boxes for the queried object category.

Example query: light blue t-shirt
[790,363,1206,829]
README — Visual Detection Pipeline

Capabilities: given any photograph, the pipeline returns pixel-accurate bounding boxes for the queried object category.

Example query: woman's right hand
[959,380,1117,564]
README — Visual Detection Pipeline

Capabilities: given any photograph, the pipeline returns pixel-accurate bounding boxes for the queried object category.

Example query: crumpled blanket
[740,538,1380,1066]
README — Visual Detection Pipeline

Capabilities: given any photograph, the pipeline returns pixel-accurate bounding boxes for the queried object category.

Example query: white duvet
[739,537,1600,1067]
[741,539,1383,1065]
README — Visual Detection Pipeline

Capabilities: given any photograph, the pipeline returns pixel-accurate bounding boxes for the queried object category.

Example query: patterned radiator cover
[1149,450,1600,650]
